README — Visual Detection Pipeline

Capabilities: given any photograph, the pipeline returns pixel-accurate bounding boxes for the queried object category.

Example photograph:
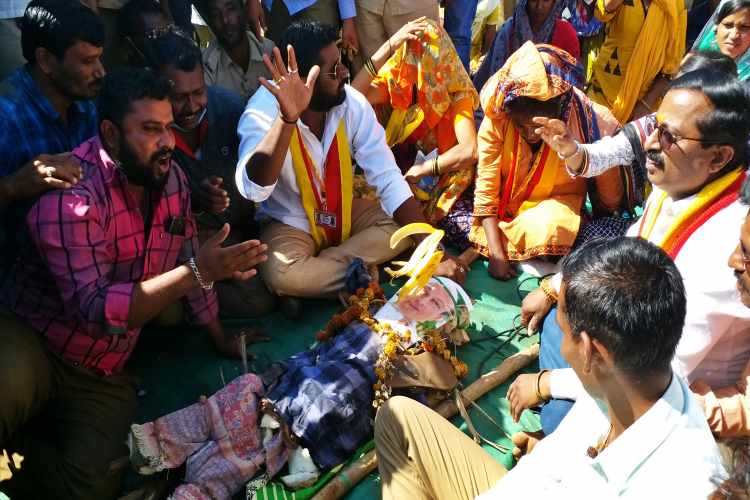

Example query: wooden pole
[312,343,540,500]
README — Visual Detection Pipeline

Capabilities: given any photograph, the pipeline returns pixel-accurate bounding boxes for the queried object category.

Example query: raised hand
[532,117,577,158]
[195,224,268,283]
[388,17,431,52]
[198,175,230,214]
[258,45,320,123]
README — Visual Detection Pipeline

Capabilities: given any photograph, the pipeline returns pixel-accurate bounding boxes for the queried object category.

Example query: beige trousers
[259,199,409,298]
[355,1,441,59]
[375,396,507,500]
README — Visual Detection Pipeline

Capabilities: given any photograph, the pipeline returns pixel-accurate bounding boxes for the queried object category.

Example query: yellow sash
[289,120,353,251]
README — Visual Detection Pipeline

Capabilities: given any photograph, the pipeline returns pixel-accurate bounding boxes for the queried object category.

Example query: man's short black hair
[279,21,340,77]
[668,69,750,172]
[560,237,686,378]
[680,50,737,77]
[118,0,164,41]
[144,29,202,73]
[98,67,171,128]
[193,0,242,22]
[21,0,105,64]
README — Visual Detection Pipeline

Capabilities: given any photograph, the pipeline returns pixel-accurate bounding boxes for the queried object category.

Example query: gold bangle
[536,369,550,402]
[539,276,558,304]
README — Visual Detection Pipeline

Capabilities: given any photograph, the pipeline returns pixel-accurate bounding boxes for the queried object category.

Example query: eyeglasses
[656,122,723,155]
[322,58,349,80]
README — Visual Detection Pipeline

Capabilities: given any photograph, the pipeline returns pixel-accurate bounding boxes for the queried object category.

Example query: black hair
[715,0,750,23]
[680,50,738,76]
[560,237,686,378]
[143,29,202,73]
[118,0,164,41]
[193,0,242,22]
[278,21,340,77]
[21,0,105,64]
[98,67,171,127]
[668,69,750,172]
[504,94,565,118]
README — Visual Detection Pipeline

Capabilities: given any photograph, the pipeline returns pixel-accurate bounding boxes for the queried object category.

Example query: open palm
[258,45,320,122]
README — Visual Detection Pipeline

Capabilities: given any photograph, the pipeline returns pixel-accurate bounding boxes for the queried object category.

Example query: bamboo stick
[312,343,540,500]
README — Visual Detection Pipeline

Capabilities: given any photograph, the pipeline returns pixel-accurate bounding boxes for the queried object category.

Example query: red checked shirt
[7,136,218,375]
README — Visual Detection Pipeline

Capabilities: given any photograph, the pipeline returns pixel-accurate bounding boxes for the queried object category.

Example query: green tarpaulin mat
[126,259,543,498]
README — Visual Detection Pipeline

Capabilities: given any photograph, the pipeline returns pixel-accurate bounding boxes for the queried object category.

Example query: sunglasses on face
[655,122,724,155]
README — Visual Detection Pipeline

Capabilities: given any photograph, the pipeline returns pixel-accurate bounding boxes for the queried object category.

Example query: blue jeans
[539,307,574,435]
[444,0,479,71]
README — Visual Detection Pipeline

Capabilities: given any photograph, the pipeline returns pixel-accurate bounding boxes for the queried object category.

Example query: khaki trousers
[355,1,440,59]
[375,396,507,500]
[259,199,409,298]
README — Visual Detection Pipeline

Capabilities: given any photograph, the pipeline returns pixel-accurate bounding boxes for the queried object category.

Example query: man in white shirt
[235,21,464,305]
[517,69,750,435]
[375,237,726,499]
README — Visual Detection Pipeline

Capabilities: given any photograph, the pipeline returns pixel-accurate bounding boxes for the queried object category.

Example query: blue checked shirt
[267,321,383,469]
[0,67,98,279]
[261,0,355,18]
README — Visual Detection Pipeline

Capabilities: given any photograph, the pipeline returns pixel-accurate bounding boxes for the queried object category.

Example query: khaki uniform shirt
[202,31,275,101]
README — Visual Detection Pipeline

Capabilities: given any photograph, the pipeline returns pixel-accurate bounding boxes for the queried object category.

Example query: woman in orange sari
[352,18,480,250]
[471,41,627,279]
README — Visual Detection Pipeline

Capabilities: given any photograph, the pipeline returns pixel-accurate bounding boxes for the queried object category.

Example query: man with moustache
[145,29,276,318]
[236,21,465,310]
[509,69,750,437]
[196,0,275,100]
[0,68,268,499]
[0,0,105,288]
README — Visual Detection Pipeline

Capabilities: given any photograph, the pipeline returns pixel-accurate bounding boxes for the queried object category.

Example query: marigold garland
[316,281,469,408]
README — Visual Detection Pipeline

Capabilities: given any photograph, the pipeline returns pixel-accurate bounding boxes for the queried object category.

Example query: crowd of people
[1,0,750,498]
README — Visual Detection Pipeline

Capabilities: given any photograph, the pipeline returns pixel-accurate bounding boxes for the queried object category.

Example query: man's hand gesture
[258,45,320,123]
[196,224,267,283]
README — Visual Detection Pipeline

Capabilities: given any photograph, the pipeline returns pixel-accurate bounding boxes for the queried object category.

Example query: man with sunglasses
[509,68,750,437]
[236,21,465,313]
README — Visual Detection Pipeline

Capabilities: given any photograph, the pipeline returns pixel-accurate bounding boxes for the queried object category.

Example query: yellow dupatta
[593,0,686,122]
[289,120,353,252]
[638,168,745,258]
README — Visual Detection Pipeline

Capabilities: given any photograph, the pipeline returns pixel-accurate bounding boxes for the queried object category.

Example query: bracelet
[557,140,580,161]
[536,369,550,402]
[280,114,298,125]
[539,276,558,304]
[432,156,440,177]
[188,257,214,290]
[364,57,377,78]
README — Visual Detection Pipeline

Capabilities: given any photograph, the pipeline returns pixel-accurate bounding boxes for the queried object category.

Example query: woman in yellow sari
[351,18,480,251]
[472,41,626,280]
[587,0,686,122]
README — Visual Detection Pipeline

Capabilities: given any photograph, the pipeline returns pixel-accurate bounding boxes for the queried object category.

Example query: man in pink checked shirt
[0,67,267,500]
